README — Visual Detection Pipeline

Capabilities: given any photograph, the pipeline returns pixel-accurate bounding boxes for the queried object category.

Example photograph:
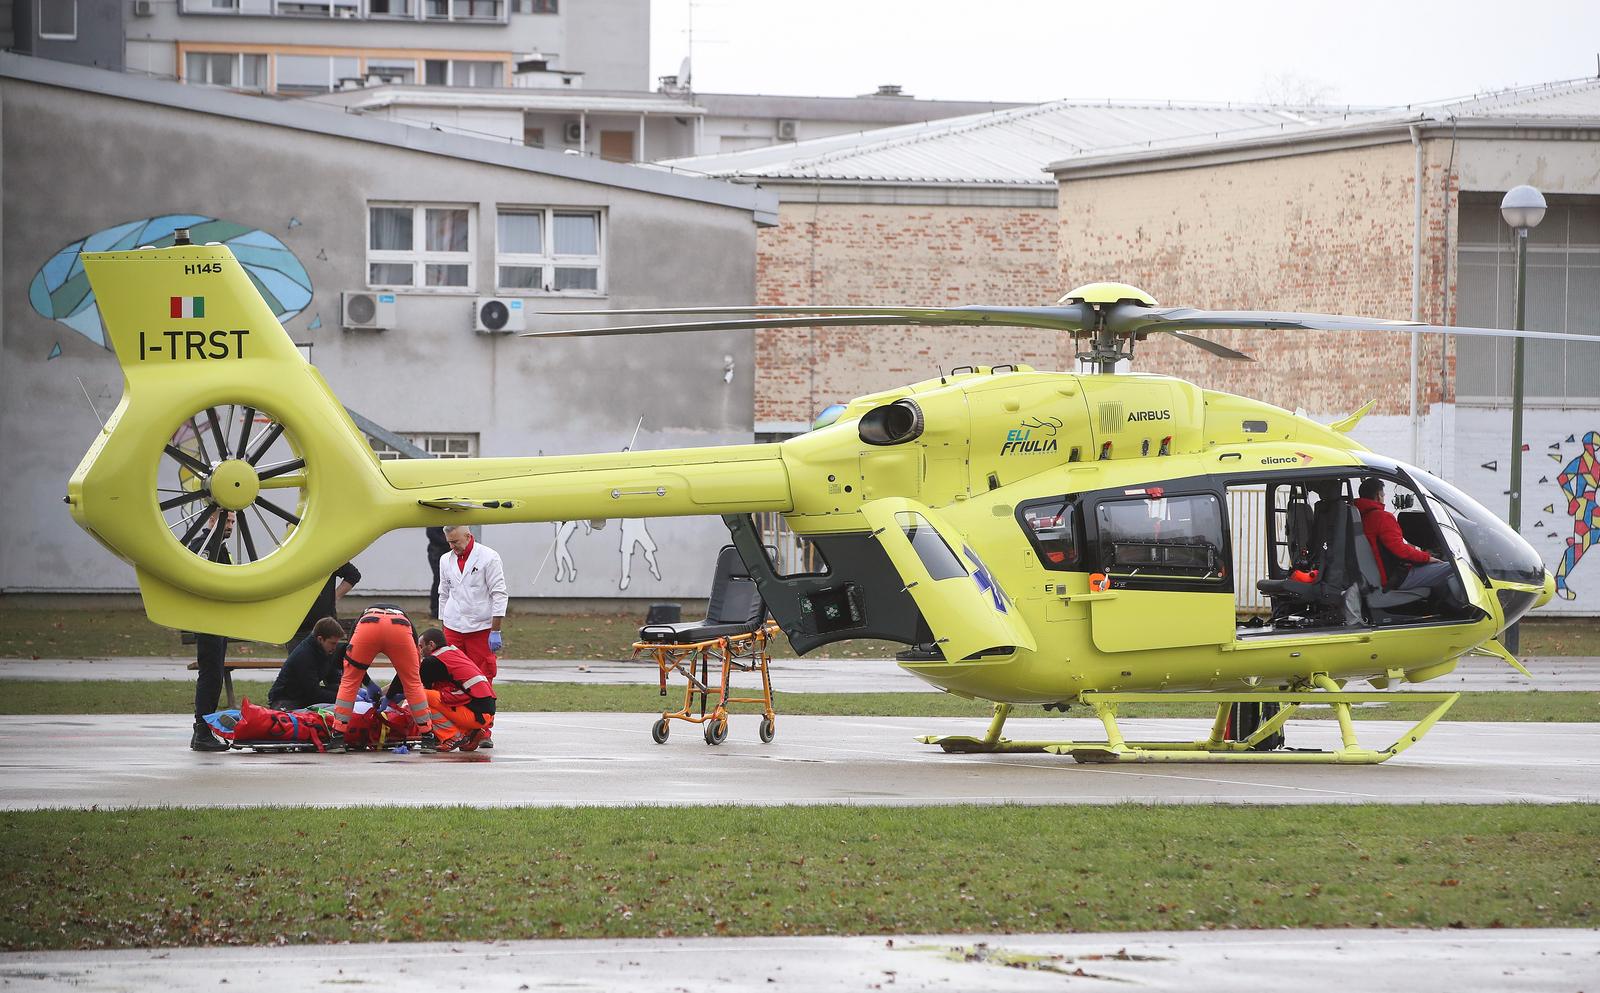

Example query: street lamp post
[1499,185,1547,654]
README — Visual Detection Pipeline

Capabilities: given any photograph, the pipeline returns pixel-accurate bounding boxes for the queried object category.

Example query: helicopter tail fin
[70,243,394,642]
[1329,399,1378,434]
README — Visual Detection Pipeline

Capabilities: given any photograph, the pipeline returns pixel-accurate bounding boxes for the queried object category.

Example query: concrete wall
[1,74,761,601]
[752,200,1062,429]
[559,0,646,92]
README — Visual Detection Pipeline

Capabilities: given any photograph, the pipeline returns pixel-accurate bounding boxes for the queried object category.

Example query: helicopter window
[895,511,967,581]
[1017,498,1082,571]
[1095,493,1225,578]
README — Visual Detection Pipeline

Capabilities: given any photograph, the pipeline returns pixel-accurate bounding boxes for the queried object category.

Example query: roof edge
[0,53,777,224]
[1048,114,1600,177]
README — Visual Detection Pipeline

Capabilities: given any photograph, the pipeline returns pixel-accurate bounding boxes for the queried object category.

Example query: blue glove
[488,630,503,653]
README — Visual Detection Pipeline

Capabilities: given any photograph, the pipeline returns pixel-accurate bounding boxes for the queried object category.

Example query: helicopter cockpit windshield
[1358,454,1547,588]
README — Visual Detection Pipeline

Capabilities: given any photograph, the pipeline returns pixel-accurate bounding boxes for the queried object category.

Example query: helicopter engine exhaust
[858,399,924,446]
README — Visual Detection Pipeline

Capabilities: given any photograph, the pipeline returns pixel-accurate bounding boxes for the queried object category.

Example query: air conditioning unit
[776,118,799,141]
[133,0,154,15]
[563,120,582,145]
[342,291,396,331]
[474,296,525,334]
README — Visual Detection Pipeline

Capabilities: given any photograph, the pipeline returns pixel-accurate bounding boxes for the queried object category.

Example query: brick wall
[1057,140,1458,417]
[753,201,1062,426]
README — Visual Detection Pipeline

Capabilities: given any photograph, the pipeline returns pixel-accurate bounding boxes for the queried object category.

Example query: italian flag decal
[170,296,205,319]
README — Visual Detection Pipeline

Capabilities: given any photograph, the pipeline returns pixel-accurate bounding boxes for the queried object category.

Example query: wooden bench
[186,658,281,709]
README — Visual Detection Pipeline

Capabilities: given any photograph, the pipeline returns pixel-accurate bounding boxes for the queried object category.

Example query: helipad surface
[1,713,1594,810]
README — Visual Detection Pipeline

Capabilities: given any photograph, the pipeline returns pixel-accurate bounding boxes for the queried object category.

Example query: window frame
[37,0,77,39]
[1015,495,1085,572]
[183,51,269,91]
[366,202,477,293]
[1083,484,1233,593]
[493,206,605,296]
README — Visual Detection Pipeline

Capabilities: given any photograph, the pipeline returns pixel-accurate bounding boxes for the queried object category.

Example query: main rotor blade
[1116,305,1600,344]
[524,304,1094,339]
[1161,330,1255,362]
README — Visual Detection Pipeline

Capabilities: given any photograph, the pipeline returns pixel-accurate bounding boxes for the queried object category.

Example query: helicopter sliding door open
[1081,486,1236,653]
[1240,470,1478,635]
[859,498,1036,662]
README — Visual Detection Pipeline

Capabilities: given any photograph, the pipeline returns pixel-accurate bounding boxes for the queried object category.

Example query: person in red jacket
[392,628,497,751]
[1354,478,1445,588]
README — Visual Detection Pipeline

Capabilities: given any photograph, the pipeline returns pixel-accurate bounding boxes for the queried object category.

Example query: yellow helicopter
[67,240,1588,764]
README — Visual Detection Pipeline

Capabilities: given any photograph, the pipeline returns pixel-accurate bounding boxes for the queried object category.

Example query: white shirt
[438,539,507,633]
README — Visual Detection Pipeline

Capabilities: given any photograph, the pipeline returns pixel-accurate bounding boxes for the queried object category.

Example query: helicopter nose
[1537,570,1556,609]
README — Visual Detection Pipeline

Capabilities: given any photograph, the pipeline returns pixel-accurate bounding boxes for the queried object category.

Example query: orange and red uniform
[333,605,432,735]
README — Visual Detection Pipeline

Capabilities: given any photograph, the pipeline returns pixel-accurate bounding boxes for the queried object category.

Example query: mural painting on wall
[1552,431,1598,601]
[546,518,665,591]
[29,215,312,352]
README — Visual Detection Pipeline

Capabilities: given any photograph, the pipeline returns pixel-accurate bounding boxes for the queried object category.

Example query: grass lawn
[1,678,1594,722]
[3,607,1594,661]
[0,608,902,661]
[0,804,1593,949]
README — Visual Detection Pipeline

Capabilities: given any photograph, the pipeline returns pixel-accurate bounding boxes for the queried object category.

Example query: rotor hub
[208,459,260,511]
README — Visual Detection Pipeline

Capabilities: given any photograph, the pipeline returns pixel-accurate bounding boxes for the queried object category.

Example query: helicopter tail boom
[70,244,793,641]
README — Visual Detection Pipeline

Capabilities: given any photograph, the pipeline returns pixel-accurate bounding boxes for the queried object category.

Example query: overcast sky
[650,0,1599,107]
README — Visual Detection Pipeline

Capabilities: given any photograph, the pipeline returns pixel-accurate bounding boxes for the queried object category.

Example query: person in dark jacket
[1354,478,1446,588]
[190,510,235,752]
[426,527,450,619]
[291,561,362,646]
[268,617,348,711]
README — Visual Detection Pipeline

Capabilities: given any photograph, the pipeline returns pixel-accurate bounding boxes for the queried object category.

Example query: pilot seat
[633,544,779,746]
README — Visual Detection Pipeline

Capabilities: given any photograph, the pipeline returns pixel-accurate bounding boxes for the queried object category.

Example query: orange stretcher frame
[632,621,781,746]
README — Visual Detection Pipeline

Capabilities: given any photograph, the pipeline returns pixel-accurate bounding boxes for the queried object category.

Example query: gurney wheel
[759,717,775,744]
[651,718,670,744]
[704,718,728,746]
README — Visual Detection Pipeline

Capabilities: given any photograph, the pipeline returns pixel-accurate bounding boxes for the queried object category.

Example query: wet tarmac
[2,713,1594,810]
[1,929,1594,992]
[2,654,1596,692]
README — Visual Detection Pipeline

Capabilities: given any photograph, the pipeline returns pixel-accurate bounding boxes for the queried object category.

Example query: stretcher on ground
[632,545,779,746]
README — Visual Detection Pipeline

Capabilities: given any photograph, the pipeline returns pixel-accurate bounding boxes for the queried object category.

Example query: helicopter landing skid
[919,685,1460,764]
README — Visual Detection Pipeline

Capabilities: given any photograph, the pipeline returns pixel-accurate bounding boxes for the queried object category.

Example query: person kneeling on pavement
[268,617,347,712]
[386,627,496,752]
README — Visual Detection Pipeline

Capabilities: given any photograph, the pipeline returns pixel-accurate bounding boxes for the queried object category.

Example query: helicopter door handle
[611,486,667,499]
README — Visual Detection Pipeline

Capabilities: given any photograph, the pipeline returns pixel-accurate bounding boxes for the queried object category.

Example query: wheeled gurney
[632,545,779,745]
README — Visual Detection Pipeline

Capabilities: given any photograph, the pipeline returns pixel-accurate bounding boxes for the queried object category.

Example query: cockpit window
[895,511,968,581]
[1017,498,1082,571]
[1361,455,1546,586]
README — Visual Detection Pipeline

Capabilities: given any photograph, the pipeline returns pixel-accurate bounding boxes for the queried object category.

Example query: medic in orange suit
[333,604,433,741]
[402,628,496,751]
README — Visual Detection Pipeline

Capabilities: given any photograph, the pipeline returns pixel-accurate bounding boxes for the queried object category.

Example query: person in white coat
[438,525,507,699]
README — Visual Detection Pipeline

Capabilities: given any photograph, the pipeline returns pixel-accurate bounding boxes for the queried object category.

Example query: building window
[276,53,358,93]
[1456,195,1600,404]
[364,58,417,84]
[370,433,479,460]
[422,58,503,86]
[38,0,76,38]
[367,0,414,15]
[184,52,267,91]
[495,207,603,293]
[368,203,475,290]
[512,0,556,10]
